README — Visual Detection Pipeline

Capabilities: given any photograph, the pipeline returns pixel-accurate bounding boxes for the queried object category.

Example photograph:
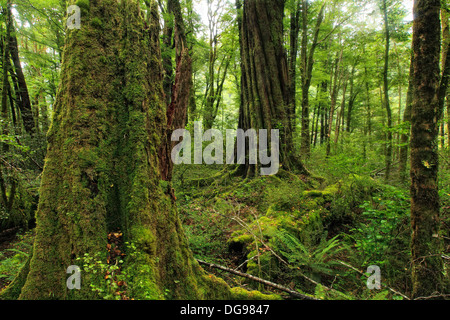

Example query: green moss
[90,17,103,29]
[199,273,231,300]
[302,190,326,198]
[229,234,253,247]
[13,0,236,301]
[0,254,31,300]
[132,226,157,255]
[230,287,281,300]
[75,0,90,14]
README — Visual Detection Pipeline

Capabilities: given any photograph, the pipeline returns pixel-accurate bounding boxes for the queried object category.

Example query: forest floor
[171,163,387,299]
[172,151,450,300]
[0,228,33,291]
[1,147,449,299]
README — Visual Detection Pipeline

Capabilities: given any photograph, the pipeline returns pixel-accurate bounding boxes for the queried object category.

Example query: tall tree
[409,0,444,299]
[398,51,413,181]
[238,0,309,177]
[3,0,229,300]
[287,0,301,129]
[202,0,234,130]
[381,0,393,181]
[157,0,194,182]
[5,0,35,135]
[299,0,325,158]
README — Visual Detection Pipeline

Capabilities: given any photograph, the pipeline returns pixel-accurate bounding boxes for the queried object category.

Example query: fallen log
[197,259,319,300]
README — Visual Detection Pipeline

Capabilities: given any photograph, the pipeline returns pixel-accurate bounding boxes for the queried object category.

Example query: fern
[274,229,346,277]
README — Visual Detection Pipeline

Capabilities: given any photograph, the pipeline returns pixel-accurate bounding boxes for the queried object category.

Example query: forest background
[0,0,448,301]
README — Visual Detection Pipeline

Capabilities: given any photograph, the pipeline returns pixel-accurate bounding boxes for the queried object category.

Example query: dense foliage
[0,0,448,300]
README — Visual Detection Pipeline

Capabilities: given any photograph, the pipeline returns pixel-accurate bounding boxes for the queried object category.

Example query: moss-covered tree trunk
[398,51,413,182]
[410,0,444,299]
[3,0,229,300]
[238,0,309,177]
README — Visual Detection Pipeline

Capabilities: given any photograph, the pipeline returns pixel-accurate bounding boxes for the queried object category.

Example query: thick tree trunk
[238,0,308,176]
[410,0,444,299]
[6,0,229,300]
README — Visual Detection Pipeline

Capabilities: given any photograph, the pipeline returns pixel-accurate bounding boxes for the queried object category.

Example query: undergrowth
[172,148,450,300]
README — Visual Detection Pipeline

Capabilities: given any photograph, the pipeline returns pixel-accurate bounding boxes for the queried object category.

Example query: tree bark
[8,0,229,300]
[399,52,413,181]
[288,0,301,130]
[326,49,343,158]
[448,94,450,149]
[6,0,35,135]
[410,0,444,299]
[1,5,11,140]
[238,0,308,176]
[382,0,393,181]
[158,0,193,182]
[300,1,325,158]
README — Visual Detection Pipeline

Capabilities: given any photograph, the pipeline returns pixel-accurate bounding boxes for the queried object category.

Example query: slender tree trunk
[363,62,372,139]
[382,0,393,181]
[158,0,194,181]
[319,80,328,145]
[1,20,10,139]
[6,0,35,135]
[0,4,11,212]
[410,0,444,299]
[346,65,357,133]
[448,95,450,149]
[399,53,413,181]
[326,49,343,158]
[334,74,348,151]
[300,1,325,158]
[288,0,301,129]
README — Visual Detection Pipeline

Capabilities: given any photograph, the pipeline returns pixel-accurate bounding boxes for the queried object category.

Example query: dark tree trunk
[300,1,325,158]
[6,1,35,135]
[326,49,343,158]
[238,0,308,177]
[382,0,393,181]
[288,0,301,129]
[448,94,450,149]
[346,65,357,133]
[399,53,413,181]
[1,3,11,137]
[410,0,444,299]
